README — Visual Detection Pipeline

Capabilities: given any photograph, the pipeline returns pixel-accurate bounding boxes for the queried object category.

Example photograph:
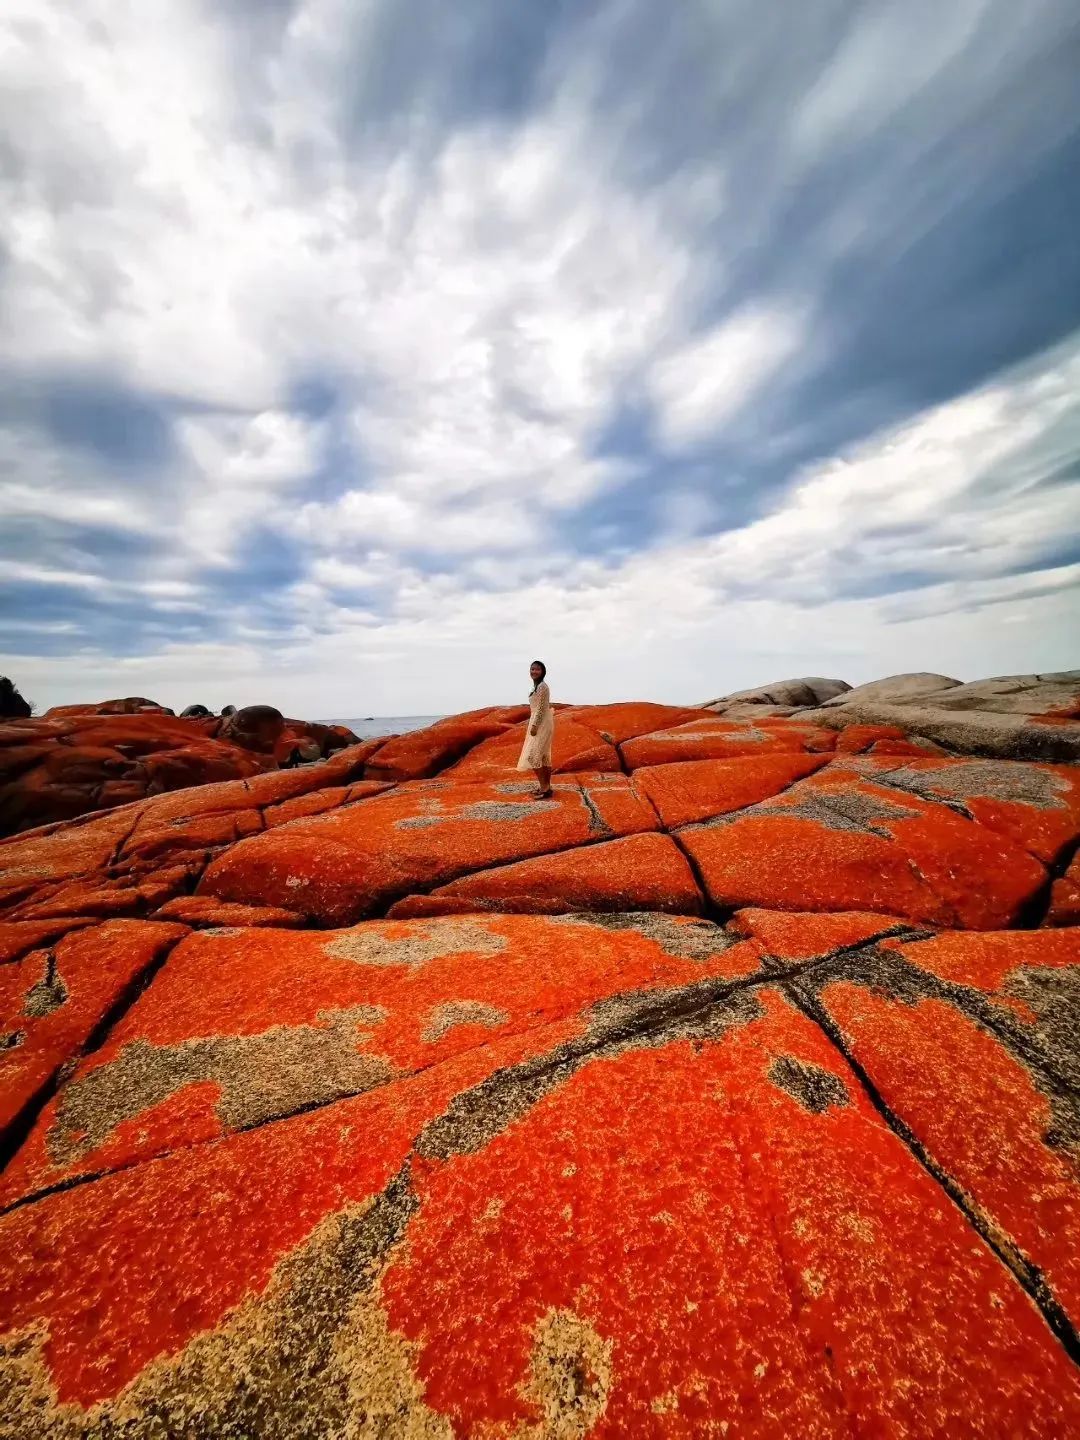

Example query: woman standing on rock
[518,660,554,799]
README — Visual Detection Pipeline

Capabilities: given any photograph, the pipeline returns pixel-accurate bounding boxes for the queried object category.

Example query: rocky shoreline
[0,669,1078,1435]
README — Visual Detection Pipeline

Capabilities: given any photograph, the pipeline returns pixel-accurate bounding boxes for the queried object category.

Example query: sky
[1,0,1079,719]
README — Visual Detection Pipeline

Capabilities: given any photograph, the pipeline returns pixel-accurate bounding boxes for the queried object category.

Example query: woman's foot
[533,789,553,800]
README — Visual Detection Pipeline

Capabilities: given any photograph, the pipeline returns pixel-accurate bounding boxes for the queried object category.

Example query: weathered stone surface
[807,928,1080,1327]
[387,833,703,917]
[199,775,657,923]
[802,700,1080,763]
[1,697,1079,1435]
[0,709,367,838]
[622,716,836,768]
[701,676,851,710]
[0,920,186,1144]
[633,753,828,828]
[678,764,1050,928]
[819,672,961,706]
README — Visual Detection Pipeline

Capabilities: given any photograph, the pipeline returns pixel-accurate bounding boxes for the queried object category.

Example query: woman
[517,659,554,799]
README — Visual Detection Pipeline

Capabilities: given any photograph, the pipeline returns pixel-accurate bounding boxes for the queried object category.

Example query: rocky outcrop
[702,675,850,712]
[818,672,961,706]
[0,694,1078,1435]
[700,669,1080,763]
[0,706,363,837]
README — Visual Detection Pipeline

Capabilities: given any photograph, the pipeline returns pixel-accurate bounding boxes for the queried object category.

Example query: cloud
[1,0,1078,713]
[649,306,807,450]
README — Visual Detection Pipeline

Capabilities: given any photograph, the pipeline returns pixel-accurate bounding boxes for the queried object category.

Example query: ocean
[327,715,443,740]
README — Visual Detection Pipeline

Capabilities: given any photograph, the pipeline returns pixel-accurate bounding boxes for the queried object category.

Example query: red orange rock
[387,832,703,917]
[1,698,1079,1433]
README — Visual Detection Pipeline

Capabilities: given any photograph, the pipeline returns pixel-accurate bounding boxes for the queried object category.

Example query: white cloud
[649,305,807,450]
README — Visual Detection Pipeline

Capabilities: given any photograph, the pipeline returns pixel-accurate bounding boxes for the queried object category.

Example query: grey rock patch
[325,918,508,969]
[768,1055,850,1113]
[799,702,1080,764]
[22,952,68,1018]
[397,798,557,829]
[48,1005,391,1166]
[550,911,735,963]
[875,760,1071,813]
[699,786,921,839]
[1003,966,1080,1154]
[700,677,850,710]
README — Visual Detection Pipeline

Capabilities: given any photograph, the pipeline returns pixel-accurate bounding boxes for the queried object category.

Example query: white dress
[517,681,554,770]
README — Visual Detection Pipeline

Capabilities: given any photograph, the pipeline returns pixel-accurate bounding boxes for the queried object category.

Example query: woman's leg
[535,765,552,798]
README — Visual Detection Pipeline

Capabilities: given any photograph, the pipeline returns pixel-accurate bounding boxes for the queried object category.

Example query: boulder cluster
[0,671,1078,1436]
[0,694,360,837]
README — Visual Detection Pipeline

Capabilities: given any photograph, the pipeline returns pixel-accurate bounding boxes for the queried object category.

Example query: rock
[45,697,173,717]
[0,699,1079,1433]
[180,704,212,718]
[0,708,368,837]
[218,704,286,753]
[220,704,237,717]
[0,677,32,719]
[701,676,851,710]
[819,673,961,707]
[800,701,1080,763]
[906,670,1080,717]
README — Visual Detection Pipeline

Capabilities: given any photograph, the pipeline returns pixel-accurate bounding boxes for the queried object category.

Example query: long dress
[517,681,554,770]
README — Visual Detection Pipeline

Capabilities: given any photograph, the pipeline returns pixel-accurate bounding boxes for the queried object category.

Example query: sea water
[326,715,443,740]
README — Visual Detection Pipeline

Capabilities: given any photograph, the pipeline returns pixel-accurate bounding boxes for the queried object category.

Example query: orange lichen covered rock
[633,752,828,827]
[561,701,709,743]
[621,715,836,768]
[1,697,1080,1434]
[0,912,754,1203]
[387,832,703,917]
[365,711,522,781]
[678,765,1048,928]
[0,919,186,1142]
[0,708,372,837]
[199,775,657,923]
[1047,850,1080,926]
[809,928,1080,1326]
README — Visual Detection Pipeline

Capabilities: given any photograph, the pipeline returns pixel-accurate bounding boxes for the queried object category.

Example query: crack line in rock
[0,949,841,1215]
[0,927,191,1180]
[782,973,1080,1366]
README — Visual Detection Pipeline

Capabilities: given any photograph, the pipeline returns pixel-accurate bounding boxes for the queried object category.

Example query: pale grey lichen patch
[422,1001,509,1043]
[0,1174,451,1440]
[700,786,921,839]
[875,760,1070,813]
[768,1055,850,1113]
[1,1029,26,1050]
[577,786,613,836]
[325,918,508,969]
[1003,965,1080,1153]
[551,911,734,964]
[22,952,68,1019]
[48,1005,390,1167]
[523,1308,613,1437]
[648,724,769,745]
[397,797,557,829]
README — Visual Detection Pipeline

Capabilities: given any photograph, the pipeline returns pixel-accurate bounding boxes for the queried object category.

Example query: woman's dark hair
[530,659,547,690]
